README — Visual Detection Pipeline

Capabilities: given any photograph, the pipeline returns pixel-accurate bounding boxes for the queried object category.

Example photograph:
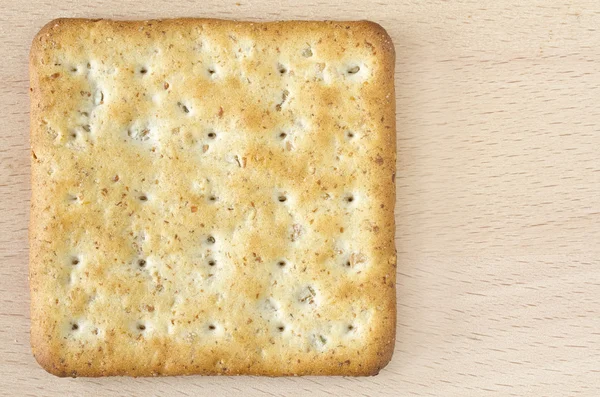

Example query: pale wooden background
[1,0,599,396]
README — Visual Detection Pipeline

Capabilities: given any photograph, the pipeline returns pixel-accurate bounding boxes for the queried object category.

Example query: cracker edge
[355,20,397,377]
[29,18,65,378]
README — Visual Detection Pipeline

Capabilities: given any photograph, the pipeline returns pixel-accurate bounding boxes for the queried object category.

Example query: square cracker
[29,18,396,377]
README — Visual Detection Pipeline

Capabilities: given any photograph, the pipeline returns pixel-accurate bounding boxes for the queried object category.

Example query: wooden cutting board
[1,1,598,396]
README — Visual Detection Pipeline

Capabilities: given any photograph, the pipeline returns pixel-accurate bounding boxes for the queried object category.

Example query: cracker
[29,18,396,377]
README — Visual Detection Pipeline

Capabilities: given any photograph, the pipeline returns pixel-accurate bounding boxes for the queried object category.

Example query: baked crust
[29,18,396,377]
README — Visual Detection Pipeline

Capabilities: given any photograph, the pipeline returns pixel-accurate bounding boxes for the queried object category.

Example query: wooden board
[1,0,598,395]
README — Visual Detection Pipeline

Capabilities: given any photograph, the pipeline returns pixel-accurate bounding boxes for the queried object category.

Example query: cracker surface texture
[29,18,396,377]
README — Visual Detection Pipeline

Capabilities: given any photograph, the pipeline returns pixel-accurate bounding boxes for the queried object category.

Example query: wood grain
[1,0,599,395]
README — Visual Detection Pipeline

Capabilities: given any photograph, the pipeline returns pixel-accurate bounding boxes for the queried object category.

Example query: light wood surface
[1,0,599,395]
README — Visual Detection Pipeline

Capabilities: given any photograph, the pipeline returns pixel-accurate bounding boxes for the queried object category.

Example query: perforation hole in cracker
[347,65,360,75]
